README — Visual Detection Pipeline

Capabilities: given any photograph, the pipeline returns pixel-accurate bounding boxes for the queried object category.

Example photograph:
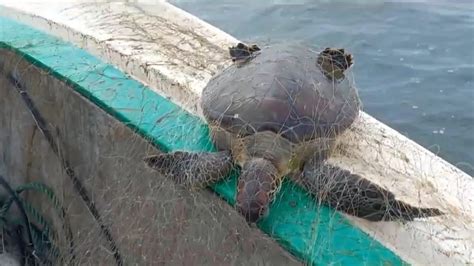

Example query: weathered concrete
[0,48,300,265]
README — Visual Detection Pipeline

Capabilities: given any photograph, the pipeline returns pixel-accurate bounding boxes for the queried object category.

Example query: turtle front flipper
[295,160,443,221]
[144,151,233,188]
[229,42,261,63]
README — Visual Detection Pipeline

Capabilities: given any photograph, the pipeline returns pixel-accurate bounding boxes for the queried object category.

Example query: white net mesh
[0,1,472,265]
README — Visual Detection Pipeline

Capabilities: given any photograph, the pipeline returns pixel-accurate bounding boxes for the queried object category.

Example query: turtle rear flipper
[144,151,233,188]
[296,161,443,221]
[317,47,354,81]
[229,42,261,63]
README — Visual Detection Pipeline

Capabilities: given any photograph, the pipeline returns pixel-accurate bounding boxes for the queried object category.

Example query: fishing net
[0,1,472,265]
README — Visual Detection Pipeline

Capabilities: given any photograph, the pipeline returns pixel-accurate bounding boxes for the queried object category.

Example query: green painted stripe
[0,17,406,265]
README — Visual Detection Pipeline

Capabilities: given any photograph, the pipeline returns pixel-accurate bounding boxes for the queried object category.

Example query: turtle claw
[297,161,444,222]
[144,151,233,187]
[229,42,261,63]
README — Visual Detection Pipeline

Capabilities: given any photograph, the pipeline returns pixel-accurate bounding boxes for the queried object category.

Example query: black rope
[7,73,124,266]
[0,175,36,261]
[16,181,77,265]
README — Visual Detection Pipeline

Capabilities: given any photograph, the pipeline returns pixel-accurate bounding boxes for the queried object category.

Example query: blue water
[172,0,474,176]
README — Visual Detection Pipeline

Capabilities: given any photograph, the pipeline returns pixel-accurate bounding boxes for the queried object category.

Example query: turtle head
[317,47,354,81]
[236,158,279,223]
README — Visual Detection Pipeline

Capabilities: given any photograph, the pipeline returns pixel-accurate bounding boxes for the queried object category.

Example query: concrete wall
[0,48,300,265]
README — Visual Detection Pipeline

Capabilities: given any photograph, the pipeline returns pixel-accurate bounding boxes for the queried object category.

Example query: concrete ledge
[1,1,473,265]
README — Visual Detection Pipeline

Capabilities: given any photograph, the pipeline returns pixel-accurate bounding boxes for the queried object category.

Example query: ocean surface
[172,0,474,176]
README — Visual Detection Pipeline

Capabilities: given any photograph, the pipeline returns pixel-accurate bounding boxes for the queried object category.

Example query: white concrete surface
[1,1,472,265]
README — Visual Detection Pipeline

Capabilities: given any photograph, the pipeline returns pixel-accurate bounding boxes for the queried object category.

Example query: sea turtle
[144,42,442,223]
